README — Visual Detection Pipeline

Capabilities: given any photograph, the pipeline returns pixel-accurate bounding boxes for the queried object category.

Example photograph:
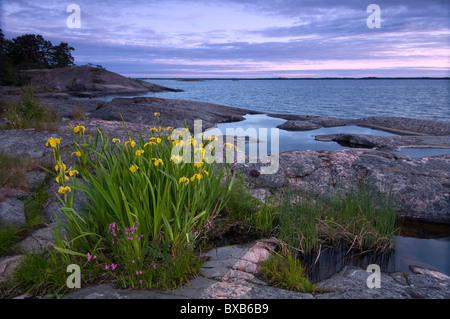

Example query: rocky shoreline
[0,68,449,299]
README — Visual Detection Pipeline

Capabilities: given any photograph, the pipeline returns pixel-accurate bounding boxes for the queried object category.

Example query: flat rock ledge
[233,148,450,224]
[61,240,450,299]
[271,114,450,136]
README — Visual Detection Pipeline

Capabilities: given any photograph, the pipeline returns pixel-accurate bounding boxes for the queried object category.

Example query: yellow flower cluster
[55,161,67,172]
[179,171,209,186]
[54,160,79,183]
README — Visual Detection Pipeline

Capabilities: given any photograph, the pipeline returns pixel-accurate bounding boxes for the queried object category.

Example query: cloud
[0,0,449,77]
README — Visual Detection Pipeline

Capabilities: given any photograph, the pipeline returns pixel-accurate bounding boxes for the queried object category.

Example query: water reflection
[206,114,397,154]
[301,219,450,283]
[302,243,396,283]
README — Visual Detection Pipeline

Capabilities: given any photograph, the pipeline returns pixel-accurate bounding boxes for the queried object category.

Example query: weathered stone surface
[25,170,47,190]
[271,114,450,136]
[316,266,450,299]
[277,120,321,131]
[62,241,449,299]
[21,66,182,98]
[354,116,450,136]
[268,114,352,129]
[0,255,25,285]
[43,179,90,224]
[233,149,450,223]
[14,226,54,254]
[316,134,450,151]
[90,96,260,131]
[0,93,100,119]
[0,129,73,160]
[0,198,26,228]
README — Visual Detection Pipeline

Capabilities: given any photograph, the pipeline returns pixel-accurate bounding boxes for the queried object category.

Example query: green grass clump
[223,172,277,237]
[1,251,106,298]
[3,86,59,131]
[0,152,40,189]
[259,251,316,293]
[0,226,22,255]
[23,187,47,230]
[0,188,48,256]
[114,248,203,290]
[278,184,399,256]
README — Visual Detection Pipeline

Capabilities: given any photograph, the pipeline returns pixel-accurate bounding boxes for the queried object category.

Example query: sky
[1,0,449,78]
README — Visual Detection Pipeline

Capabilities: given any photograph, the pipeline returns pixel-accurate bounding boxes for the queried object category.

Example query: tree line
[0,29,75,85]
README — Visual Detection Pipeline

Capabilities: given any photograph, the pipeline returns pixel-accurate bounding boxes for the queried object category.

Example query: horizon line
[130,76,450,80]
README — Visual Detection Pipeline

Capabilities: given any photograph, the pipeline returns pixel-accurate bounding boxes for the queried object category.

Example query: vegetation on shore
[0,150,50,256]
[0,29,75,86]
[0,87,60,131]
[0,106,400,297]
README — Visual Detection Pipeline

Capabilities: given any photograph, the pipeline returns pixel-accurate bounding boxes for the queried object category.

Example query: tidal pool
[396,148,450,158]
[303,219,450,282]
[205,114,397,154]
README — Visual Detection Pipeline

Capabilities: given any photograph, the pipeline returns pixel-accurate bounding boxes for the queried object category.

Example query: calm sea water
[142,79,450,121]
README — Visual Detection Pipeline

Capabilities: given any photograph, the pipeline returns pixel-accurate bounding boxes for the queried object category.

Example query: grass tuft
[259,251,317,293]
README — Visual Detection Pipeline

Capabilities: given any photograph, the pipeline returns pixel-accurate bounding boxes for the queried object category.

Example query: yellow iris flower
[135,149,144,156]
[55,161,67,172]
[153,158,164,167]
[68,169,79,177]
[129,164,139,173]
[58,186,71,194]
[46,137,61,148]
[125,139,136,148]
[190,173,202,182]
[71,150,82,157]
[179,177,189,186]
[73,125,86,134]
[56,175,69,183]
